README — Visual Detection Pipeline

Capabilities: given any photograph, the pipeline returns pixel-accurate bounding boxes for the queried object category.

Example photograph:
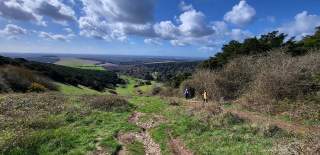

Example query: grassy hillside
[1,75,319,154]
[0,56,123,92]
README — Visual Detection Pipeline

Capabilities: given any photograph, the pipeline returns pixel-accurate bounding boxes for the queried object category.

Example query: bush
[145,81,152,85]
[168,98,180,106]
[108,90,118,95]
[28,82,47,92]
[243,51,320,111]
[89,95,132,112]
[0,73,10,93]
[182,56,256,101]
[0,65,57,93]
[187,50,320,105]
[151,87,162,95]
[261,125,284,137]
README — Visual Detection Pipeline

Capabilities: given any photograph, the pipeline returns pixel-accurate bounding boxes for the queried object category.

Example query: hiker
[184,88,189,99]
[203,90,208,103]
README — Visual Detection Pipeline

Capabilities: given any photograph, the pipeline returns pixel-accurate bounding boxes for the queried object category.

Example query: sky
[0,0,320,57]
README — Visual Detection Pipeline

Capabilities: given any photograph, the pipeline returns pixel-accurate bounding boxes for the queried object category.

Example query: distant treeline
[0,56,123,92]
[200,27,320,70]
[116,61,200,87]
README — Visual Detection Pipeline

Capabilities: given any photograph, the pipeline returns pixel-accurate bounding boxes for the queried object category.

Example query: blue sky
[0,0,320,57]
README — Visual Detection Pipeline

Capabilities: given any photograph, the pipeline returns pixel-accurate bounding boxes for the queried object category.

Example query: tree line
[200,27,320,70]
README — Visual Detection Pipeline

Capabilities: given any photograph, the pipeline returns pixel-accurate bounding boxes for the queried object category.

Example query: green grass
[115,76,282,154]
[57,83,102,95]
[138,81,161,94]
[154,106,276,154]
[116,76,137,96]
[126,93,283,155]
[1,92,138,155]
[55,58,105,71]
[1,76,305,155]
[126,141,145,155]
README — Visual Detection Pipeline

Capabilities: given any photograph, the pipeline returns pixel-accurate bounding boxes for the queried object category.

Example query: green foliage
[0,56,124,91]
[200,31,287,69]
[126,141,145,155]
[118,61,199,85]
[200,27,320,70]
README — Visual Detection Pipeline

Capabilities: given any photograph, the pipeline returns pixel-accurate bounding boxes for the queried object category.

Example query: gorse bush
[28,82,47,92]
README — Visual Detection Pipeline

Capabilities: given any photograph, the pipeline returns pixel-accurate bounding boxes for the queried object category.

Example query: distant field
[55,58,105,70]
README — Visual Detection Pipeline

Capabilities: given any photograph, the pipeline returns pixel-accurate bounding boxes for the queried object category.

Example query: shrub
[168,98,180,106]
[182,56,256,101]
[151,87,162,95]
[0,65,57,93]
[1,66,32,92]
[0,73,10,93]
[145,81,152,85]
[28,82,47,92]
[261,124,284,137]
[243,51,320,111]
[187,50,320,107]
[108,90,118,95]
[89,95,132,112]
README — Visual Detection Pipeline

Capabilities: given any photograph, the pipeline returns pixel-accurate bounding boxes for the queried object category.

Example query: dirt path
[117,111,161,155]
[185,100,320,135]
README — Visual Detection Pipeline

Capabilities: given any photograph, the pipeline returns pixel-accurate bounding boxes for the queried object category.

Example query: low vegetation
[0,92,138,155]
[88,95,133,112]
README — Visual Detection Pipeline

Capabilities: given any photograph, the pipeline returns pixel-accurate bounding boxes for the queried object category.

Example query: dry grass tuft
[88,95,132,112]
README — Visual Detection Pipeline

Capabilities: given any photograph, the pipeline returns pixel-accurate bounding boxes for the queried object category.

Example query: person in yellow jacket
[203,90,208,103]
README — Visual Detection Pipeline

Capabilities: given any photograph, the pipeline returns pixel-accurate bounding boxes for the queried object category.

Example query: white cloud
[179,1,193,11]
[178,9,214,37]
[78,0,155,41]
[0,24,27,39]
[154,21,179,39]
[224,0,256,26]
[0,0,76,25]
[154,3,215,47]
[278,11,320,39]
[38,31,73,42]
[228,28,252,41]
[64,28,73,33]
[144,38,162,45]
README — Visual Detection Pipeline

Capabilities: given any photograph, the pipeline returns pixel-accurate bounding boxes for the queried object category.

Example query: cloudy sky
[0,0,319,57]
